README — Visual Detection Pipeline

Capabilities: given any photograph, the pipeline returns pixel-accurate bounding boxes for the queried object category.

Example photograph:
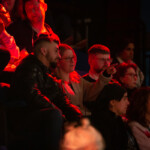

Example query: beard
[94,68,103,74]
[50,61,58,69]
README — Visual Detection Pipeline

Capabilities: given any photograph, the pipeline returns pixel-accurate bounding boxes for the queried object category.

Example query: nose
[134,74,138,80]
[58,52,61,59]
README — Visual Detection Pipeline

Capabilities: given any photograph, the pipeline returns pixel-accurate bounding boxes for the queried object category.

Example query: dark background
[45,0,150,85]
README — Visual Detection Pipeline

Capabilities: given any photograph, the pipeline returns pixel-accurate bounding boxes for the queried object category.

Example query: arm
[83,64,116,102]
[83,73,112,102]
[11,64,55,109]
[0,19,20,60]
[130,125,150,150]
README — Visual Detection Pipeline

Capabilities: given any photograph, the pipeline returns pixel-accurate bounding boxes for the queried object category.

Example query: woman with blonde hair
[55,43,116,116]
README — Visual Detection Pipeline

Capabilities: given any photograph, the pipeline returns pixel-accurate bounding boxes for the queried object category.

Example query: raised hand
[105,63,118,75]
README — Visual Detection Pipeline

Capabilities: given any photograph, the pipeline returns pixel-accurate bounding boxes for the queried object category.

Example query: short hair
[127,87,150,127]
[59,43,74,57]
[88,44,110,55]
[116,37,135,55]
[113,62,137,82]
[95,83,127,110]
[33,34,60,55]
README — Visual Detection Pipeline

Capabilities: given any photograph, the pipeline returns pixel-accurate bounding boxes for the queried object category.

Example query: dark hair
[88,44,110,55]
[116,37,135,55]
[113,62,137,83]
[33,34,60,54]
[95,83,126,110]
[19,0,44,20]
[127,87,150,127]
[10,0,23,21]
[59,43,74,57]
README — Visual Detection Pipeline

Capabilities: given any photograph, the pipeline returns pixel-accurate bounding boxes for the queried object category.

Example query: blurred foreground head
[60,118,105,150]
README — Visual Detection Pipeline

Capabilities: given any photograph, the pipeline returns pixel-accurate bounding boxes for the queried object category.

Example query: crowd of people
[0,0,149,150]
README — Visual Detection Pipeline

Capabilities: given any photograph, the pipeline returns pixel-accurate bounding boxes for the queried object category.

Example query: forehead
[125,43,135,49]
[25,0,44,5]
[126,67,136,73]
[62,49,75,56]
[94,53,110,58]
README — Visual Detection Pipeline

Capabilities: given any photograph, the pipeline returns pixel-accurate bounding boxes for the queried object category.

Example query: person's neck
[89,69,100,81]
[56,68,70,82]
[119,55,131,63]
[31,20,46,34]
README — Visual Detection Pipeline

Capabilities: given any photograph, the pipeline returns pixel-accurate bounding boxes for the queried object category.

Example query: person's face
[44,41,60,68]
[120,43,134,62]
[120,67,137,89]
[58,49,77,73]
[2,0,16,12]
[89,53,111,73]
[110,92,129,116]
[25,0,47,23]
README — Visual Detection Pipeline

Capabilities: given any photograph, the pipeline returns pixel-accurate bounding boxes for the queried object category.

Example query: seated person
[113,62,138,100]
[127,87,150,150]
[83,44,113,82]
[91,83,134,150]
[0,3,20,71]
[112,37,144,87]
[8,35,82,150]
[7,0,55,54]
[55,43,116,116]
[60,118,105,150]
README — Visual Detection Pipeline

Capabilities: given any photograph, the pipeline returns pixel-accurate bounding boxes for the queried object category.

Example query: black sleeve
[50,82,82,122]
[11,64,55,109]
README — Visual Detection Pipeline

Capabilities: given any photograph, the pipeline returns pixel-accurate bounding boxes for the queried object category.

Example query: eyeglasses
[124,73,137,78]
[61,57,77,62]
[96,58,113,63]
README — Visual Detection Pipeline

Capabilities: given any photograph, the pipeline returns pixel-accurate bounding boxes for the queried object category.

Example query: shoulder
[70,71,81,83]
[15,55,42,74]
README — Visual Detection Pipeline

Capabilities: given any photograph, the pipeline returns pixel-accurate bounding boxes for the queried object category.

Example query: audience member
[8,35,81,150]
[91,83,134,150]
[0,3,20,83]
[55,43,116,116]
[127,87,150,150]
[60,118,105,150]
[113,62,138,100]
[0,3,20,64]
[112,37,144,87]
[7,0,55,54]
[83,44,114,82]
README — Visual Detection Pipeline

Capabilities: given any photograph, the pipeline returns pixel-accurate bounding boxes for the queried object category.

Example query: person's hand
[104,63,117,76]
[0,18,5,34]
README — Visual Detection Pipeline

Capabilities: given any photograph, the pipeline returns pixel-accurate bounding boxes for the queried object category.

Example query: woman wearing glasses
[55,43,116,116]
[113,62,138,100]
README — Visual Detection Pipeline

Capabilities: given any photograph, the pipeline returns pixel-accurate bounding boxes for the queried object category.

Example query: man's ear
[109,99,116,107]
[40,47,47,56]
[88,55,92,66]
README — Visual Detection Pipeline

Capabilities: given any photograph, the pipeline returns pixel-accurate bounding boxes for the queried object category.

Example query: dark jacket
[7,19,53,53]
[91,110,128,150]
[10,54,82,121]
